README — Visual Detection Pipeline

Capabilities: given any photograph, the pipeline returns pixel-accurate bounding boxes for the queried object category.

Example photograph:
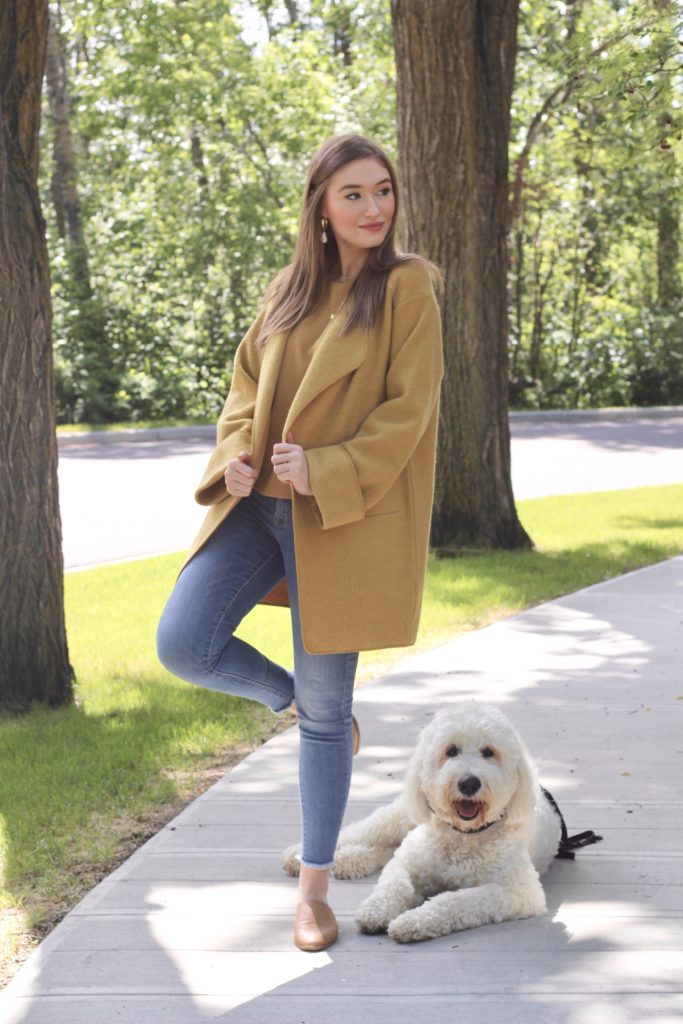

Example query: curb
[509,405,683,423]
[57,424,215,446]
[56,406,683,446]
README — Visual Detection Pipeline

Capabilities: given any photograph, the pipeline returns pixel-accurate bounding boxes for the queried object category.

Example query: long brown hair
[254,133,443,348]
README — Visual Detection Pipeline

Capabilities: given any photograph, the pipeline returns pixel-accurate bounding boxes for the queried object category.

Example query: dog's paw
[387,907,437,944]
[332,844,384,880]
[354,896,393,934]
[281,843,301,877]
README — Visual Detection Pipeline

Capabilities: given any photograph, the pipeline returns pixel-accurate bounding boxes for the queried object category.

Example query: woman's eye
[445,745,459,758]
[345,188,392,200]
[481,747,495,759]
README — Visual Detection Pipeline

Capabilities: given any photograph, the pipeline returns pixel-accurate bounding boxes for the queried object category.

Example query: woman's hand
[224,452,257,496]
[272,430,314,495]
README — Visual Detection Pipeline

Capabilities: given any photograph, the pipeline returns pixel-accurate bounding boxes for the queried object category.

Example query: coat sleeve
[194,304,267,506]
[303,287,444,530]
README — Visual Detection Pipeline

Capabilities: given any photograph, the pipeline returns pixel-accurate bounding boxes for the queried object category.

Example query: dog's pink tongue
[457,801,479,820]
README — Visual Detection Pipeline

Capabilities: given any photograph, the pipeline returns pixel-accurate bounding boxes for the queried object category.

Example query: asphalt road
[59,413,683,571]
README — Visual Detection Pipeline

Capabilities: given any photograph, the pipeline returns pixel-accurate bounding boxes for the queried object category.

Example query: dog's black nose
[458,775,481,797]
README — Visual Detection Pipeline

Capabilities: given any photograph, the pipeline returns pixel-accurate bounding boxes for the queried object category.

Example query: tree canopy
[41,0,681,423]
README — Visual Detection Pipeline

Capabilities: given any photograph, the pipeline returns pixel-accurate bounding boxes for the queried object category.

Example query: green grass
[56,418,212,434]
[420,487,683,643]
[1,483,682,980]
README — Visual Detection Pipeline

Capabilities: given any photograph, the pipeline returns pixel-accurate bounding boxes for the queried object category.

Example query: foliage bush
[43,0,682,422]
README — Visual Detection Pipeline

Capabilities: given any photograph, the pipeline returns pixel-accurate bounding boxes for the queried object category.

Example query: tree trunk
[391,0,531,549]
[0,0,74,710]
[654,49,681,312]
[657,181,681,310]
[45,2,115,424]
[45,8,90,277]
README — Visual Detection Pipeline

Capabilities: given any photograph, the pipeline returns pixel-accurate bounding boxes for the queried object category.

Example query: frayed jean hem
[296,853,336,870]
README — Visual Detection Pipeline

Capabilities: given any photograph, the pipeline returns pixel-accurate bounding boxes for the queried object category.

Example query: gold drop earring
[321,216,328,244]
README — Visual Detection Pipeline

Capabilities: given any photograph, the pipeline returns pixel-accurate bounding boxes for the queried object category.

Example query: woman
[156,133,444,952]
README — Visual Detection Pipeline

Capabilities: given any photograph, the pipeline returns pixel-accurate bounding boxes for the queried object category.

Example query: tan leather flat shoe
[294,899,339,951]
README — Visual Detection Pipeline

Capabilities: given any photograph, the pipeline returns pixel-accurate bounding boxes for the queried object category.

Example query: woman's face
[321,156,395,258]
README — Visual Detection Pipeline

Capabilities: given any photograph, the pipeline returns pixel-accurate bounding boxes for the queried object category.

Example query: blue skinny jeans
[156,488,359,869]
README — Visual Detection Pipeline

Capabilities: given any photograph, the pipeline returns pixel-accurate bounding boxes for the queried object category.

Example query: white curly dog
[282,701,563,943]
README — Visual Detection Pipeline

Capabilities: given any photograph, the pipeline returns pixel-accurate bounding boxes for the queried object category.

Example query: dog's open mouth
[454,799,483,822]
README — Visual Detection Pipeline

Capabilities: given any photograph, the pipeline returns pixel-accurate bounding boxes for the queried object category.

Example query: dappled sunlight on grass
[420,485,683,644]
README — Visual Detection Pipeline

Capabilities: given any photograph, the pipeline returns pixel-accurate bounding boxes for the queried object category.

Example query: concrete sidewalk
[2,557,682,1023]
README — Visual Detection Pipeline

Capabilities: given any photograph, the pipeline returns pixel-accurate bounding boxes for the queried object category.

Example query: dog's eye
[445,745,459,757]
[481,746,495,759]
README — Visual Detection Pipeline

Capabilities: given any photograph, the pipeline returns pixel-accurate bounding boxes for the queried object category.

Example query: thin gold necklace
[329,290,351,321]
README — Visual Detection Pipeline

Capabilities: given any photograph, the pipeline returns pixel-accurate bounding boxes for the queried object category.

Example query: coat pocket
[364,479,402,517]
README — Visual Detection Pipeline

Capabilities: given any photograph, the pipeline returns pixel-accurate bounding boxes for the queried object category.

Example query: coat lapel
[251,309,368,453]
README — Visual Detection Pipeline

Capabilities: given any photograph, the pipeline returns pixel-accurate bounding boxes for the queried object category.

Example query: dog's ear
[505,734,539,828]
[401,728,433,825]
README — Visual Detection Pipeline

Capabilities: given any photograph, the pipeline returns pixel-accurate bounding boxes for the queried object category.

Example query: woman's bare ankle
[297,864,330,904]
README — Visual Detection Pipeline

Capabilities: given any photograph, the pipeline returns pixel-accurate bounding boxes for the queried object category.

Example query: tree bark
[0,0,74,710]
[45,2,115,424]
[657,179,681,309]
[45,8,89,272]
[392,0,531,549]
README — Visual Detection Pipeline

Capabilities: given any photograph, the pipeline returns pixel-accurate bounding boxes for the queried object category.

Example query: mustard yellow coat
[177,260,444,654]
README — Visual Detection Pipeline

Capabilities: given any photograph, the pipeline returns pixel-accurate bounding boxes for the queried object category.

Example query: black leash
[541,786,604,860]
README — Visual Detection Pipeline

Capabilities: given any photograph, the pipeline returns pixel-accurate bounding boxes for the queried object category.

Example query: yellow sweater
[253,278,354,498]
